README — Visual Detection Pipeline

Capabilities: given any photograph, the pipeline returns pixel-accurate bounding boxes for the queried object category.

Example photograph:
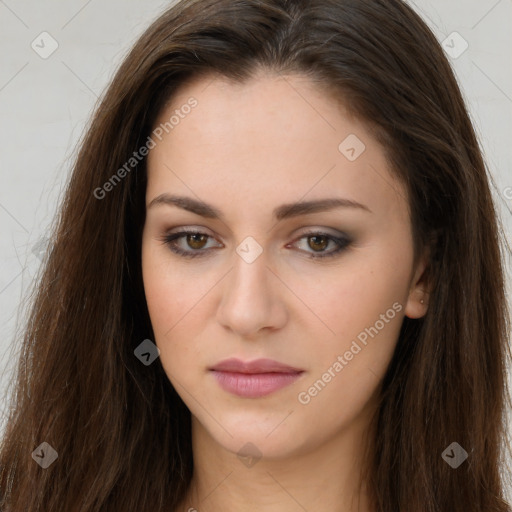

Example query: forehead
[146,72,407,223]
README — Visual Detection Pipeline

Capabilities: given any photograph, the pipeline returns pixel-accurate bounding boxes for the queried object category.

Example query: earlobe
[404,288,429,319]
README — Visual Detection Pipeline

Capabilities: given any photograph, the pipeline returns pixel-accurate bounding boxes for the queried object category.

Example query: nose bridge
[216,244,287,336]
[227,230,272,295]
[226,246,273,310]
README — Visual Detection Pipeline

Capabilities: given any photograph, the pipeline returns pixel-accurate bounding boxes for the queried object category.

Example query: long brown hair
[1,0,511,510]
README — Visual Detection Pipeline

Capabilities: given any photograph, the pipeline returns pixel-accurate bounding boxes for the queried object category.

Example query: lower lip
[210,370,303,398]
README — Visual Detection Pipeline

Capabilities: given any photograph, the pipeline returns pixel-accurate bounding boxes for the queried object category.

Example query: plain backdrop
[0,0,511,497]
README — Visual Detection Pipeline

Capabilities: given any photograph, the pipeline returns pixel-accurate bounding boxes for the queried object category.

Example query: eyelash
[159,229,351,260]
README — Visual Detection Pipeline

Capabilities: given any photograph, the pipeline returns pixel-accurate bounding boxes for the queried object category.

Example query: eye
[160,230,222,259]
[287,230,352,259]
[159,229,351,259]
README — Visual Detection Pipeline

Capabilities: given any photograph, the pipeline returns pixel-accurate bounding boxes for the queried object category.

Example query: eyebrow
[147,193,372,220]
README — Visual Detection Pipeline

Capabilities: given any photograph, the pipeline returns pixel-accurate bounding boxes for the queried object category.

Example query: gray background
[0,0,511,496]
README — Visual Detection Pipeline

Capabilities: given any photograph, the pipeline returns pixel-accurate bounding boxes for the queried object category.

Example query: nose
[215,250,288,339]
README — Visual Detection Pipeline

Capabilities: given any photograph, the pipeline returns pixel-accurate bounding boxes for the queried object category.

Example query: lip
[209,357,303,374]
[209,358,304,398]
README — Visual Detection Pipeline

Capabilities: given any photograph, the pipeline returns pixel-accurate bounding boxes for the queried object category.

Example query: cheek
[289,241,411,392]
[142,244,171,331]
[293,270,407,431]
[141,243,194,372]
[143,276,202,384]
[286,248,411,344]
[141,234,195,327]
[141,240,222,389]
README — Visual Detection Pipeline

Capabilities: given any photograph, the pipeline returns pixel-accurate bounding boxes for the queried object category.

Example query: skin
[141,69,429,512]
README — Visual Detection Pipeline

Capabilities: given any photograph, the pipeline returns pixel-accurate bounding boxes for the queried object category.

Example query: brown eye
[160,230,222,259]
[291,231,352,259]
[186,233,209,250]
[307,235,329,252]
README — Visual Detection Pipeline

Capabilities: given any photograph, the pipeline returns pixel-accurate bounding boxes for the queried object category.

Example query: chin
[195,412,312,462]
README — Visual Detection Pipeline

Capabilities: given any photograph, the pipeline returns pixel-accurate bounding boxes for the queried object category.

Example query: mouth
[209,358,305,398]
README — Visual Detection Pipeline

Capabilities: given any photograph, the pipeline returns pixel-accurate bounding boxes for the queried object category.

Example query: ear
[404,247,431,319]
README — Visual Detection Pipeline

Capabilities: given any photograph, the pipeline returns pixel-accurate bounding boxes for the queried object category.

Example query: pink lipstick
[209,358,304,398]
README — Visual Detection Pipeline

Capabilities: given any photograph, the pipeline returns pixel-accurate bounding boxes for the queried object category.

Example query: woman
[1,0,511,510]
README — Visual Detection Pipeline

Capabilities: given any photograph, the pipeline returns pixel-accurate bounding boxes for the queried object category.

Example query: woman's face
[141,71,428,459]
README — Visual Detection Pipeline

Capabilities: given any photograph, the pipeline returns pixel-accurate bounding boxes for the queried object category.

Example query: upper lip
[209,358,303,374]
